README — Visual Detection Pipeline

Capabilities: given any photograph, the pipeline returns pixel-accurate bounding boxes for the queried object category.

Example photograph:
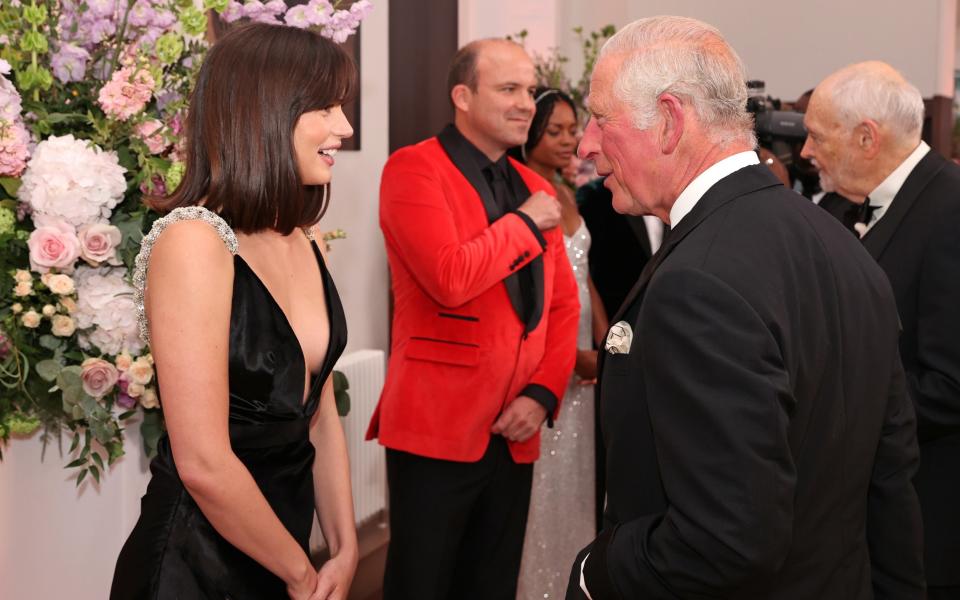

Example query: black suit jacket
[571,165,925,599]
[825,150,960,586]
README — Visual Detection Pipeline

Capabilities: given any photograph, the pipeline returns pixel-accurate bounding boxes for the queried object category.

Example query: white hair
[828,65,924,145]
[599,15,755,147]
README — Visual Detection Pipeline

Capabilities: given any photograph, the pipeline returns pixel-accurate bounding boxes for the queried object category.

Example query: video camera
[746,80,806,167]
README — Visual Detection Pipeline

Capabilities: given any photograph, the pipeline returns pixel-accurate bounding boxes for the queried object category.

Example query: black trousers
[383,436,534,600]
[928,586,960,600]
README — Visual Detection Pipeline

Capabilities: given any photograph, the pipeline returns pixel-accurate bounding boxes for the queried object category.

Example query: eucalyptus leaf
[35,359,62,382]
[39,336,62,351]
[140,409,165,459]
[91,451,104,471]
[75,468,87,487]
[89,463,100,484]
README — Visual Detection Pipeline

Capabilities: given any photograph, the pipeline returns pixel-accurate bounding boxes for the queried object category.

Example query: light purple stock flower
[127,0,157,28]
[86,0,120,19]
[50,44,91,84]
[284,5,311,28]
[221,1,245,23]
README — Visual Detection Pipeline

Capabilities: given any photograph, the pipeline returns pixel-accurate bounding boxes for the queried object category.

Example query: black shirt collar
[445,124,509,178]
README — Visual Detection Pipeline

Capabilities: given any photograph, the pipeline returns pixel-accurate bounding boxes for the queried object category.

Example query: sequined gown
[517,218,596,600]
[110,207,348,599]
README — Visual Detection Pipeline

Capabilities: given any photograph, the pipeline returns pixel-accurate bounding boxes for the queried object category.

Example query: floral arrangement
[0,0,370,485]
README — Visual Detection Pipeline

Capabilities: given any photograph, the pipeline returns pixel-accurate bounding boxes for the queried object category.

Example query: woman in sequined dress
[110,24,358,600]
[512,88,609,599]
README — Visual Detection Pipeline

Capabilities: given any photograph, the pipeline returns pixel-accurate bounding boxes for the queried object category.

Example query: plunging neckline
[234,239,333,410]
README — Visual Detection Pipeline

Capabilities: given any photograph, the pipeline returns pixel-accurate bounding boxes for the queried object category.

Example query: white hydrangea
[18,134,127,228]
[74,265,143,356]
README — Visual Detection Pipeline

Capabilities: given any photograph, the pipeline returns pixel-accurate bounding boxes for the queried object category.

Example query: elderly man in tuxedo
[568,16,925,600]
[803,61,960,600]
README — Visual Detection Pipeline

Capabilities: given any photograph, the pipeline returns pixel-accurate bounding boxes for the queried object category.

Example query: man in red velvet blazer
[366,38,579,600]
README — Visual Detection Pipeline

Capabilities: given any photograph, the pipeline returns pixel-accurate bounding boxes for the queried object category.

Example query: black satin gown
[111,241,347,599]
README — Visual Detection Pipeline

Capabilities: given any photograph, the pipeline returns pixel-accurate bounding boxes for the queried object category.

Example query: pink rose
[81,357,119,398]
[78,223,122,266]
[27,217,81,273]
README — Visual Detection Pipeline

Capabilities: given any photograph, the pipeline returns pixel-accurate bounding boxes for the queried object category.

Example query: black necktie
[483,163,514,216]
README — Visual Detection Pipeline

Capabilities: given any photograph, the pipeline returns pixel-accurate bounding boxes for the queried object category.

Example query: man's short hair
[446,39,525,105]
[600,16,755,147]
[828,63,924,145]
[447,41,482,102]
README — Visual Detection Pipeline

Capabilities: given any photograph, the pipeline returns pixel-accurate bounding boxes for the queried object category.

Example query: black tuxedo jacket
[572,165,925,599]
[823,150,960,586]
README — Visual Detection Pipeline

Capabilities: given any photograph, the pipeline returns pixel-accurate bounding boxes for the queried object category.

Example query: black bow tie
[857,197,877,225]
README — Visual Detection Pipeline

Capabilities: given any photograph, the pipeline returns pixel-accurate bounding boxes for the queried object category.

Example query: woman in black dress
[111,23,358,600]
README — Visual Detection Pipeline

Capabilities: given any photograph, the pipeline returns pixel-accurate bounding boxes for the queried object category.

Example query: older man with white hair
[568,16,925,600]
[803,61,960,600]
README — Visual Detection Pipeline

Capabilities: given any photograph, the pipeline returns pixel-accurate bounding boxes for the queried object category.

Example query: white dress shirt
[669,150,761,226]
[643,215,665,254]
[580,149,759,599]
[862,140,930,233]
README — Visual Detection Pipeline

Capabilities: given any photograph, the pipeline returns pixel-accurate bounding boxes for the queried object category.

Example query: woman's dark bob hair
[153,23,357,234]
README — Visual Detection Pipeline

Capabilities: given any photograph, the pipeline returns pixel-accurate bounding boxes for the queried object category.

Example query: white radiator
[337,349,387,526]
[310,349,387,555]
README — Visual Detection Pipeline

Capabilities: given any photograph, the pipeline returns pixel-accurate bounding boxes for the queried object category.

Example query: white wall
[322,0,391,354]
[461,0,956,102]
[623,0,955,100]
[459,0,558,53]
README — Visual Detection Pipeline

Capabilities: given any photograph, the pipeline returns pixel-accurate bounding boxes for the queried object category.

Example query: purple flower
[116,391,137,410]
[50,44,91,84]
[88,18,118,45]
[221,1,244,23]
[264,0,287,15]
[0,328,10,360]
[306,0,332,26]
[86,0,119,19]
[127,0,157,28]
[152,9,176,29]
[350,0,373,19]
[284,5,311,28]
[241,0,266,19]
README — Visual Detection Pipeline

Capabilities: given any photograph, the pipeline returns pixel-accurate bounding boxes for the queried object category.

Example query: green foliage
[333,369,350,417]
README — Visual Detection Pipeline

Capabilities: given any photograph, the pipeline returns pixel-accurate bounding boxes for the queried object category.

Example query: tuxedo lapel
[625,215,654,259]
[437,125,501,223]
[437,125,545,333]
[608,165,783,327]
[507,163,545,333]
[862,150,946,260]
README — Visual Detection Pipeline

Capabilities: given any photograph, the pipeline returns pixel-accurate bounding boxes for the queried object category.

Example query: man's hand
[491,395,548,442]
[518,191,562,231]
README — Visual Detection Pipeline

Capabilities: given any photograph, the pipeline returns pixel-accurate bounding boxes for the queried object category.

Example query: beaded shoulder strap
[133,206,239,345]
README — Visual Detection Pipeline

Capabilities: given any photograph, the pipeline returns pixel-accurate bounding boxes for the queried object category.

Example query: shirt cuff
[582,526,619,600]
[513,210,548,249]
[520,383,558,428]
[580,553,594,600]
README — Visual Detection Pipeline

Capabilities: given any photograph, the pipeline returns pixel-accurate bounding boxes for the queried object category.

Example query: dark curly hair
[508,86,578,163]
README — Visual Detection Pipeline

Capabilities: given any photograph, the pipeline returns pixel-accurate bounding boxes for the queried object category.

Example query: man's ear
[857,119,882,160]
[657,93,685,154]
[451,84,472,113]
